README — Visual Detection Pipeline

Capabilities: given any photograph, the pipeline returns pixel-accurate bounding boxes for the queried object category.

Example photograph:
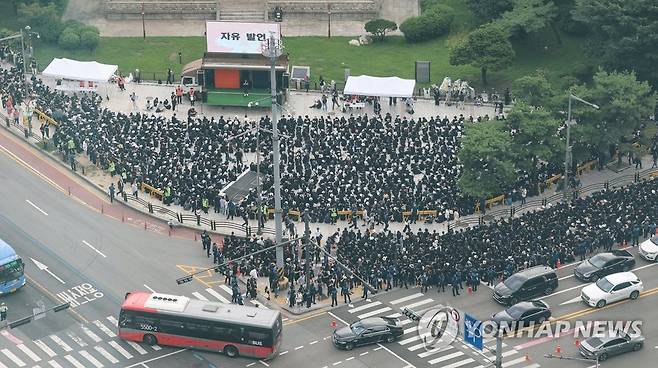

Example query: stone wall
[268,0,379,21]
[104,1,218,20]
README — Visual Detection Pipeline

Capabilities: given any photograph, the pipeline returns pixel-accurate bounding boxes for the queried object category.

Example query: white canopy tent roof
[42,58,118,82]
[343,75,416,98]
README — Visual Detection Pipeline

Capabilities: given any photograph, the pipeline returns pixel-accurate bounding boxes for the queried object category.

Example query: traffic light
[402,307,420,321]
[53,303,70,312]
[9,316,32,329]
[176,275,193,285]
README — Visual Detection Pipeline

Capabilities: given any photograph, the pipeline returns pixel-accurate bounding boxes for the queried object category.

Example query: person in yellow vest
[202,197,209,213]
[67,138,75,155]
[108,161,116,177]
[261,204,268,223]
[163,186,172,205]
[331,208,338,224]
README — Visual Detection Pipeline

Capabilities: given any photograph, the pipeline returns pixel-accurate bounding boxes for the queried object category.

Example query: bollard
[194,233,198,241]
[168,228,171,237]
[68,187,71,196]
[331,320,336,329]
[101,204,104,214]
[148,203,153,213]
[144,220,147,230]
[467,286,472,294]
[178,213,183,223]
[122,213,125,222]
[555,344,561,354]
[525,353,530,361]
[556,260,561,269]
[81,166,85,175]
[196,215,201,226]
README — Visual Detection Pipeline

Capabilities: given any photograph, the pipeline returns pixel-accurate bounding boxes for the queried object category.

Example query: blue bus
[0,239,25,294]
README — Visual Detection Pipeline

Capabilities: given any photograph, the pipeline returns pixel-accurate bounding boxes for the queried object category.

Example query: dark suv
[493,266,558,306]
[574,250,635,282]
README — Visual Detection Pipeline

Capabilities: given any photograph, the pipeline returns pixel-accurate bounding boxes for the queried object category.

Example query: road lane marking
[399,332,431,345]
[33,340,56,358]
[47,361,63,368]
[106,316,118,326]
[63,355,85,368]
[294,345,304,350]
[151,344,162,351]
[143,284,155,292]
[123,349,187,368]
[94,346,118,364]
[357,306,392,319]
[81,240,107,258]
[387,313,402,318]
[2,348,26,366]
[309,340,318,345]
[559,296,582,305]
[408,341,432,351]
[0,330,23,345]
[427,351,464,365]
[93,321,116,338]
[332,361,342,366]
[206,288,230,303]
[49,335,72,352]
[398,319,414,326]
[434,358,474,367]
[418,345,452,358]
[25,199,48,216]
[17,344,41,362]
[126,341,148,355]
[359,352,369,356]
[81,326,102,343]
[192,292,208,300]
[373,347,383,351]
[278,351,288,356]
[348,301,382,313]
[402,298,434,309]
[375,343,415,368]
[258,360,269,366]
[219,284,233,294]
[391,293,424,305]
[346,357,355,361]
[79,349,104,368]
[107,341,133,359]
[502,356,528,367]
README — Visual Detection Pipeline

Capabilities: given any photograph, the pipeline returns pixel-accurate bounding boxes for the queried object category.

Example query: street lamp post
[261,33,285,270]
[563,93,600,200]
[327,3,332,38]
[141,2,146,39]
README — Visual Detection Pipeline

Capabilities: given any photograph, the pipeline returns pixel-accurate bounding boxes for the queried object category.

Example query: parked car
[579,331,644,361]
[580,271,643,308]
[574,250,635,282]
[491,300,551,330]
[639,236,658,261]
[493,266,558,306]
[333,317,403,350]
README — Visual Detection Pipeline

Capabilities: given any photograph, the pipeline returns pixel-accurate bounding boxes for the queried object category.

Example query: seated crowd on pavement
[2,57,657,309]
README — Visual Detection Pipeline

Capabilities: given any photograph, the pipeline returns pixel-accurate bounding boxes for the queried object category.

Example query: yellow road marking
[283,310,327,326]
[176,265,215,288]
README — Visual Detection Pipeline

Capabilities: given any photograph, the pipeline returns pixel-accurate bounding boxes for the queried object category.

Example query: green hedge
[400,4,455,43]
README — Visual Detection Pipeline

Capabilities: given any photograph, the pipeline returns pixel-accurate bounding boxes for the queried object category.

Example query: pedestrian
[131,182,139,198]
[130,92,137,111]
[242,79,250,97]
[108,183,115,203]
[451,273,460,296]
[330,284,338,307]
[212,242,220,264]
[0,303,7,322]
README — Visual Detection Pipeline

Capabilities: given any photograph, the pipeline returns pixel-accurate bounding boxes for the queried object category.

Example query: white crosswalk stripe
[49,335,72,352]
[433,357,474,367]
[417,345,452,358]
[401,298,434,309]
[522,364,540,368]
[33,340,56,358]
[78,350,104,368]
[219,284,233,294]
[81,326,102,343]
[407,341,431,351]
[427,351,464,365]
[192,292,208,300]
[348,301,382,313]
[94,346,119,364]
[357,306,392,319]
[16,344,41,362]
[125,341,148,355]
[398,319,414,326]
[47,360,63,368]
[93,321,116,338]
[399,332,430,345]
[0,362,8,368]
[63,355,85,368]
[150,344,162,351]
[386,313,402,318]
[107,341,133,359]
[403,326,417,335]
[2,348,26,367]
[502,356,529,367]
[390,293,423,305]
[0,349,26,367]
[106,316,118,327]
[205,288,230,303]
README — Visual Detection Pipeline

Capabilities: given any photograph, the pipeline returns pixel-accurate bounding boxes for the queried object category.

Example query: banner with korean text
[206,22,281,54]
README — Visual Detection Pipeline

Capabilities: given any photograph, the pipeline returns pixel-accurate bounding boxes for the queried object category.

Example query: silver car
[579,331,644,361]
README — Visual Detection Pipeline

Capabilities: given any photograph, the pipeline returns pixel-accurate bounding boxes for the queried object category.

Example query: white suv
[639,236,658,261]
[581,272,643,308]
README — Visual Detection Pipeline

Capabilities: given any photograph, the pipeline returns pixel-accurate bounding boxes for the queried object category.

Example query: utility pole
[261,32,284,270]
[563,93,600,199]
[141,2,146,39]
[495,335,502,368]
[544,353,599,368]
[303,212,311,294]
[327,3,332,38]
[255,125,263,234]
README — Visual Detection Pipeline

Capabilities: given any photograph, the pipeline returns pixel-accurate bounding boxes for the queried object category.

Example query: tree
[569,70,656,163]
[58,31,80,50]
[364,19,397,42]
[400,4,454,43]
[572,0,658,88]
[80,31,99,52]
[17,2,63,43]
[457,121,517,199]
[505,103,562,172]
[465,0,514,21]
[511,72,554,107]
[449,24,515,85]
[497,0,559,42]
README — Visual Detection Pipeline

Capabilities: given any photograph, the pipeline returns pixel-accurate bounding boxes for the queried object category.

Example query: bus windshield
[0,259,24,283]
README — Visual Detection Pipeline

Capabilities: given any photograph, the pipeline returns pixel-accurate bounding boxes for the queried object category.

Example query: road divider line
[25,199,48,216]
[0,143,64,192]
[376,343,416,368]
[81,240,107,258]
[124,349,187,368]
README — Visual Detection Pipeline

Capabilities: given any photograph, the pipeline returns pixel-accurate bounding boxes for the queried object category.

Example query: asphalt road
[0,131,657,368]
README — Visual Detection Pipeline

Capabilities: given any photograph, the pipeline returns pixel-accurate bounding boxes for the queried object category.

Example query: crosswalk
[346,292,540,368]
[0,285,249,367]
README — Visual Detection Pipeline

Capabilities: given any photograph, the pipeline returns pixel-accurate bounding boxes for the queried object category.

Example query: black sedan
[490,300,551,330]
[333,317,403,350]
[574,250,635,282]
[579,331,644,361]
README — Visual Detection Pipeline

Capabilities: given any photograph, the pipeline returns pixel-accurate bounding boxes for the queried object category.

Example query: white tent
[42,58,118,82]
[343,75,416,98]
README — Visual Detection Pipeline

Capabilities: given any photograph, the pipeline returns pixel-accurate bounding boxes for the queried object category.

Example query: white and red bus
[119,291,282,359]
